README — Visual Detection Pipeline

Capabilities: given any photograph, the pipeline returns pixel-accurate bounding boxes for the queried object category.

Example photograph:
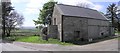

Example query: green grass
[15,36,73,45]
[115,31,120,34]
[118,31,120,34]
[118,37,120,40]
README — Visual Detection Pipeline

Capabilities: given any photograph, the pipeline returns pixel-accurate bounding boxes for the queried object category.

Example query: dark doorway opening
[54,18,56,25]
[74,31,80,41]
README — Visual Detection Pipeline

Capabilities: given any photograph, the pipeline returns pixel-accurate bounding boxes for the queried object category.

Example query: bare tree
[5,11,24,37]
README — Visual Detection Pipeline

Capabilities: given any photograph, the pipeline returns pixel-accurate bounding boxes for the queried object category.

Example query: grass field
[14,36,73,45]
[9,28,68,45]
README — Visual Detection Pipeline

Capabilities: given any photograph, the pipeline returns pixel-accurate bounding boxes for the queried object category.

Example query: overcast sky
[11,0,119,27]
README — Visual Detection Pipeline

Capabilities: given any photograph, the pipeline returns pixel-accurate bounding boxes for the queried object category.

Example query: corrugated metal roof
[56,4,108,20]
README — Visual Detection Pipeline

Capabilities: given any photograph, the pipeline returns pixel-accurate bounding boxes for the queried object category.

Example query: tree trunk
[6,27,11,37]
[118,23,120,32]
[6,33,10,37]
[2,2,6,39]
[111,13,114,27]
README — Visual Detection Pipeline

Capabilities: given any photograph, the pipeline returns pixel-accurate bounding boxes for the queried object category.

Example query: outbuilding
[48,4,114,42]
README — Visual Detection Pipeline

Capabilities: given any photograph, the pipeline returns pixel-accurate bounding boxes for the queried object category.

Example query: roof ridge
[57,4,98,12]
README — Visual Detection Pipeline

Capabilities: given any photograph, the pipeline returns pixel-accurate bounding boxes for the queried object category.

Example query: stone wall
[62,16,110,41]
[62,16,88,41]
[52,5,62,40]
[47,25,58,39]
[87,19,110,39]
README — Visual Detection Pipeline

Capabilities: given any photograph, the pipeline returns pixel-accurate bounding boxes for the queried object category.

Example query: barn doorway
[54,18,56,25]
[74,31,80,41]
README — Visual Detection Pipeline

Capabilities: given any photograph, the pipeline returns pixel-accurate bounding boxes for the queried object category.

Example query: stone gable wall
[62,16,88,41]
[47,25,58,39]
[52,6,62,40]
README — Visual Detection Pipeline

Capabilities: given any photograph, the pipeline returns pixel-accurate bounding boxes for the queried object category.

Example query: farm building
[48,4,114,42]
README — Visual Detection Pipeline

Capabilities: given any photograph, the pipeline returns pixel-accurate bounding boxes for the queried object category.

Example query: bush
[33,34,40,36]
[5,36,16,41]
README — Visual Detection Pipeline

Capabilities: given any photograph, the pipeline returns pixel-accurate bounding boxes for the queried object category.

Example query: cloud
[56,0,78,5]
[92,5,103,11]
[24,0,48,15]
[88,0,119,2]
[21,0,49,27]
[57,0,104,11]
[23,0,103,15]
[77,0,103,11]
[11,0,104,27]
[24,8,39,15]
[77,0,104,11]
[11,0,29,3]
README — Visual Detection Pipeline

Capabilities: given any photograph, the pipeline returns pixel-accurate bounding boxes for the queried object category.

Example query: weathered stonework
[50,4,114,42]
[62,16,88,41]
[47,25,58,39]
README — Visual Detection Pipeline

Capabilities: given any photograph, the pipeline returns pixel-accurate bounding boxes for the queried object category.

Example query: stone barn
[48,4,114,42]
